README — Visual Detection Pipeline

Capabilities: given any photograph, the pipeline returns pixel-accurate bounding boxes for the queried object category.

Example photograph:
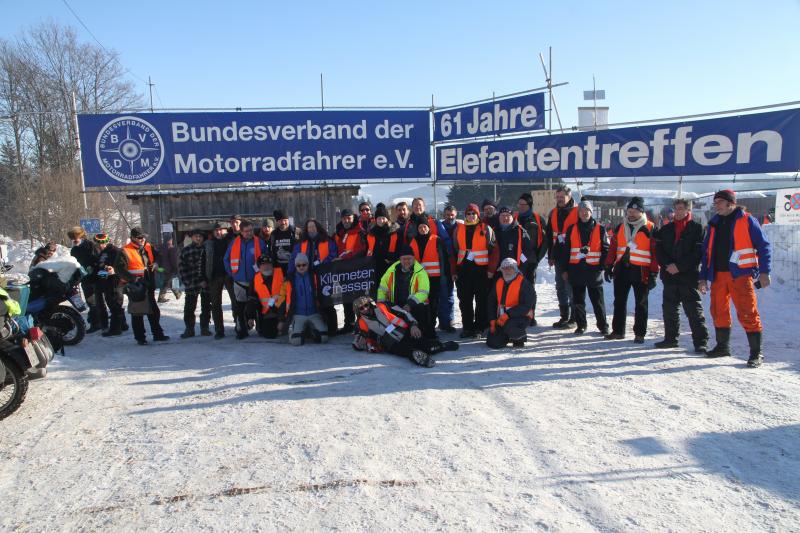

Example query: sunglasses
[358,304,371,311]
[360,208,370,212]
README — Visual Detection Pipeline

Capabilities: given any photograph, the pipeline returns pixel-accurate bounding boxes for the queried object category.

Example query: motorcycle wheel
[0,357,29,421]
[47,305,86,346]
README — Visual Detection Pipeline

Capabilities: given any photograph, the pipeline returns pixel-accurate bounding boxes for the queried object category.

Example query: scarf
[673,212,692,242]
[623,213,648,244]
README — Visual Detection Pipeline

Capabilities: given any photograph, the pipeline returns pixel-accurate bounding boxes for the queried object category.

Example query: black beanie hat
[130,226,147,239]
[340,208,354,218]
[627,196,645,212]
[519,193,533,207]
[374,202,389,218]
[273,209,288,221]
[714,189,736,203]
[398,244,415,257]
[482,198,497,209]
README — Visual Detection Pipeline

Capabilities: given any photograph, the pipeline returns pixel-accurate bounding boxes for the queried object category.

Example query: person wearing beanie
[250,254,288,339]
[491,206,534,285]
[377,244,433,336]
[439,204,460,333]
[546,185,579,328]
[115,227,169,345]
[453,203,496,338]
[357,201,374,232]
[654,198,709,352]
[94,232,128,337]
[68,225,103,333]
[156,236,180,304]
[409,217,452,337]
[285,252,329,346]
[290,218,338,334]
[225,220,269,339]
[259,218,275,243]
[179,229,211,339]
[366,202,401,283]
[223,214,244,325]
[487,257,535,349]
[204,222,231,338]
[515,192,547,325]
[481,198,500,232]
[404,197,455,334]
[269,209,297,275]
[700,189,771,367]
[604,196,659,343]
[557,200,610,336]
[351,295,458,368]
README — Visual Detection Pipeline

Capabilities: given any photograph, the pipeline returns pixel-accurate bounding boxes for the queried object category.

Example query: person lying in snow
[351,295,458,368]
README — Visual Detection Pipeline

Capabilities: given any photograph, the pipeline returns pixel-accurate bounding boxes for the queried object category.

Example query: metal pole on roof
[320,74,325,111]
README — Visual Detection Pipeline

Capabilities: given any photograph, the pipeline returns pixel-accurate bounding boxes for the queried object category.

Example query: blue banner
[78,110,431,187]
[436,108,800,180]
[433,92,545,143]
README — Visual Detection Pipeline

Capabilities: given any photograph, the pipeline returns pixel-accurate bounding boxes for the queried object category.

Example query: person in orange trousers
[700,189,772,368]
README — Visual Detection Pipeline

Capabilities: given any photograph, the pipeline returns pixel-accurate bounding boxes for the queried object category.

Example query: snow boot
[552,305,571,329]
[746,331,763,368]
[574,326,586,335]
[633,335,645,344]
[512,337,526,348]
[654,339,679,348]
[180,328,195,339]
[705,328,731,358]
[411,350,435,367]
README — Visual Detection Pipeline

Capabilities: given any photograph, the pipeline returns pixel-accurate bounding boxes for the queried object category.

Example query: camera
[580,246,590,254]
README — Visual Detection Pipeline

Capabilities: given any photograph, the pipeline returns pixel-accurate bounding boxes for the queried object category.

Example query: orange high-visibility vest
[366,232,398,256]
[122,242,154,277]
[253,268,287,315]
[357,302,409,334]
[706,215,759,270]
[493,274,533,321]
[569,224,602,265]
[300,239,330,264]
[455,223,489,266]
[337,227,361,255]
[549,206,578,243]
[230,236,262,274]
[410,236,443,277]
[615,221,654,266]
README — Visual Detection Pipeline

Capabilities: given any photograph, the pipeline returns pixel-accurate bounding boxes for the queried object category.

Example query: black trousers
[427,277,441,331]
[82,281,104,327]
[322,306,338,334]
[224,276,238,322]
[662,282,709,345]
[183,289,211,331]
[96,281,125,331]
[131,290,165,341]
[524,264,538,318]
[486,316,528,348]
[257,315,280,338]
[456,263,489,332]
[207,276,226,333]
[383,331,446,361]
[612,277,649,337]
[571,283,608,331]
[343,303,356,327]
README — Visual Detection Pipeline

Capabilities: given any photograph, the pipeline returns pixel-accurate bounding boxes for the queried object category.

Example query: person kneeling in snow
[351,296,458,368]
[285,253,328,345]
[487,258,534,349]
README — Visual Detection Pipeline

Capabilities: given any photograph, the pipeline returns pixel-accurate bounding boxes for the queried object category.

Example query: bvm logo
[95,116,164,184]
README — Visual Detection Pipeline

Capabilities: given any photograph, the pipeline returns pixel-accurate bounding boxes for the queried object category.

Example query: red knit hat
[465,203,481,215]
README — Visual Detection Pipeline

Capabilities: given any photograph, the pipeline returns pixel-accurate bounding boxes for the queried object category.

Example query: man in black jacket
[95,233,127,337]
[654,198,709,351]
[68,226,102,333]
[204,223,229,339]
[559,201,609,335]
[269,209,297,275]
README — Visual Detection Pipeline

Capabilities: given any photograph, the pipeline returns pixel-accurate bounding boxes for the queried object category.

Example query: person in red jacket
[604,196,660,343]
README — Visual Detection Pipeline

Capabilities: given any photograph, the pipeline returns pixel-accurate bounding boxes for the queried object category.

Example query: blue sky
[2,0,799,126]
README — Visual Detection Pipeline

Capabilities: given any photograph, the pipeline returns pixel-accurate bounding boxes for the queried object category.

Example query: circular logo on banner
[95,116,164,184]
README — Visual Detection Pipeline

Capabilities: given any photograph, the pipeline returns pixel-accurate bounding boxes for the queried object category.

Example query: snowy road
[2,267,799,531]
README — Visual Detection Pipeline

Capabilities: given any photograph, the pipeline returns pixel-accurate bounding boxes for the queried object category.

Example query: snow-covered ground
[1,264,800,531]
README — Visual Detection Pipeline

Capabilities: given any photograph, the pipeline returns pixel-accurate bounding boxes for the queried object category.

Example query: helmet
[352,295,374,315]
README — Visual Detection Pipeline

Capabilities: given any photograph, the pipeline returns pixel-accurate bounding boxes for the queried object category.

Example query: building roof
[125,184,359,199]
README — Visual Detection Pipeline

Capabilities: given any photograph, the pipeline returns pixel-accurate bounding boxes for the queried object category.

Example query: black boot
[552,305,571,329]
[705,328,731,358]
[746,331,763,368]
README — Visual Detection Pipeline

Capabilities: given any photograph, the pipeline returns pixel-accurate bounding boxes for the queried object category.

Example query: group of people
[62,186,771,368]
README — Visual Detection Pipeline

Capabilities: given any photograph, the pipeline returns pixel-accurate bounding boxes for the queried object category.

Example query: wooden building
[126,185,360,243]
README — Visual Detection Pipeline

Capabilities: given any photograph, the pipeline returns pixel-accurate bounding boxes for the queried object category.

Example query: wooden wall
[131,186,360,242]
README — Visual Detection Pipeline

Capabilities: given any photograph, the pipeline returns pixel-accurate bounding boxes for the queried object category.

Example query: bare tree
[0,22,144,243]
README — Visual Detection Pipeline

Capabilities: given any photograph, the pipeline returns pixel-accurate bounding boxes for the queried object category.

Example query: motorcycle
[0,287,57,420]
[23,259,87,346]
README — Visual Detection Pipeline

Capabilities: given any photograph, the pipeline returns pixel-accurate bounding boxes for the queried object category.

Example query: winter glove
[497,313,510,327]
[489,320,497,334]
[603,266,614,283]
[648,275,657,290]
